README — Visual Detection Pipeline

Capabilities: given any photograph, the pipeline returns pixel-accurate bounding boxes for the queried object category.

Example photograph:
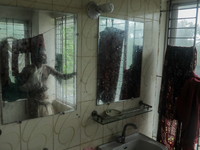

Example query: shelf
[92,101,152,125]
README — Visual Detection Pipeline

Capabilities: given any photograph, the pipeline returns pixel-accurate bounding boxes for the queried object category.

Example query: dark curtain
[1,34,45,102]
[0,38,27,102]
[157,45,196,150]
[120,45,142,99]
[97,27,125,103]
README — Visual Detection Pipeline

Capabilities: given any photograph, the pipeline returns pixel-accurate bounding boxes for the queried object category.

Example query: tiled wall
[0,0,162,150]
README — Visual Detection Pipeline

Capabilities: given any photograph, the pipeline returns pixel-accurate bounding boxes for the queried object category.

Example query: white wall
[0,0,164,150]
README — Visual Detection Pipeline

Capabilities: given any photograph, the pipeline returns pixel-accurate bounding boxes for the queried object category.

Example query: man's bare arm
[46,65,76,80]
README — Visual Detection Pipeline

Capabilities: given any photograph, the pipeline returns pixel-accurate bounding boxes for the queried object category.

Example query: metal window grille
[0,18,30,78]
[0,18,30,40]
[166,1,200,149]
[55,15,77,107]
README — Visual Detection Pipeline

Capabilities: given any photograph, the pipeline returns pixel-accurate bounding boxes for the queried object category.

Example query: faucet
[116,123,138,143]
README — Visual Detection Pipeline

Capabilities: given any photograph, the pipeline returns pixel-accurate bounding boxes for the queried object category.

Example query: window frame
[55,14,77,107]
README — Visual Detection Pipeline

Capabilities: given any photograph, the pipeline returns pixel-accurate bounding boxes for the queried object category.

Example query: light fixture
[87,1,114,19]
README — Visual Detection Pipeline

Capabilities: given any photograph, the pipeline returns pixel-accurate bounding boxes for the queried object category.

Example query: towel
[177,71,200,150]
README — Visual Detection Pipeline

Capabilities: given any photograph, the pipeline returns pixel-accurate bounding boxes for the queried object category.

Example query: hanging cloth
[120,45,143,99]
[97,27,125,103]
[12,38,31,76]
[176,71,200,150]
[12,34,45,76]
[157,45,196,150]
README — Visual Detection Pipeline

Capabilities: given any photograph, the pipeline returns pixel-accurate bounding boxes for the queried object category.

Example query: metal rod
[169,27,196,29]
[156,75,162,77]
[161,6,198,12]
[139,101,152,108]
[194,0,199,46]
[167,0,172,45]
[169,17,196,20]
[168,37,195,39]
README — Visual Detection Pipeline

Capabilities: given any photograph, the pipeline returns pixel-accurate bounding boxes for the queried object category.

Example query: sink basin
[98,132,167,150]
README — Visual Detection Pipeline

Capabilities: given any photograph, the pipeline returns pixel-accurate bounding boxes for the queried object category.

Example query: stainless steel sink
[98,132,167,150]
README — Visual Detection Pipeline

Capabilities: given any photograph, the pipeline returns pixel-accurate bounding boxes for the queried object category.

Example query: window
[167,2,200,150]
[0,18,30,40]
[55,15,77,107]
[168,1,200,76]
[0,18,30,81]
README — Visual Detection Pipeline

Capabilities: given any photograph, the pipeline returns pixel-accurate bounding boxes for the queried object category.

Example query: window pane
[55,14,76,107]
[169,38,194,46]
[195,8,200,76]
[169,28,195,37]
[178,8,196,18]
[178,4,196,9]
[170,18,196,28]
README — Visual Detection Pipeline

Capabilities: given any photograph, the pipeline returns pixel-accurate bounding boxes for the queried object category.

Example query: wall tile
[81,11,98,57]
[103,133,119,144]
[111,0,128,17]
[81,56,97,102]
[145,0,160,21]
[54,103,81,150]
[17,0,53,10]
[0,0,17,6]
[36,0,52,4]
[81,101,103,144]
[53,5,81,14]
[0,123,20,150]
[81,0,98,57]
[128,0,145,19]
[124,112,153,127]
[17,0,35,8]
[20,0,35,1]
[53,0,82,9]
[103,120,124,137]
[67,146,81,150]
[23,2,53,11]
[21,117,54,150]
[152,77,162,139]
[138,121,153,137]
[81,138,103,150]
[76,56,82,103]
[77,13,82,57]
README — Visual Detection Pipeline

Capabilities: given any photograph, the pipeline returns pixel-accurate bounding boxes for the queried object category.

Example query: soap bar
[83,147,95,150]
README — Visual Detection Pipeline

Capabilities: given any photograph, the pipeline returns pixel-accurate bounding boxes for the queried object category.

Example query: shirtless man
[19,47,76,118]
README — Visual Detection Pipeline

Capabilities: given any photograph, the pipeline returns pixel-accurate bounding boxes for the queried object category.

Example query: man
[19,47,76,118]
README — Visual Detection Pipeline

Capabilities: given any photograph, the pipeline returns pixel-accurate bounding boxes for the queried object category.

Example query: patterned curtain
[97,27,125,103]
[157,45,196,150]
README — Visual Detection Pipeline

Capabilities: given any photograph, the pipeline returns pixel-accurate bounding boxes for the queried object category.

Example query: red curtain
[157,45,197,150]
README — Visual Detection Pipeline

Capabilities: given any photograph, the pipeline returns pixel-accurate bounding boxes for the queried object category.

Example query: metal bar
[196,1,200,148]
[168,37,195,39]
[65,15,68,105]
[156,75,162,77]
[169,27,195,29]
[167,0,172,45]
[73,14,77,106]
[169,17,196,20]
[194,0,199,46]
[161,5,198,12]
